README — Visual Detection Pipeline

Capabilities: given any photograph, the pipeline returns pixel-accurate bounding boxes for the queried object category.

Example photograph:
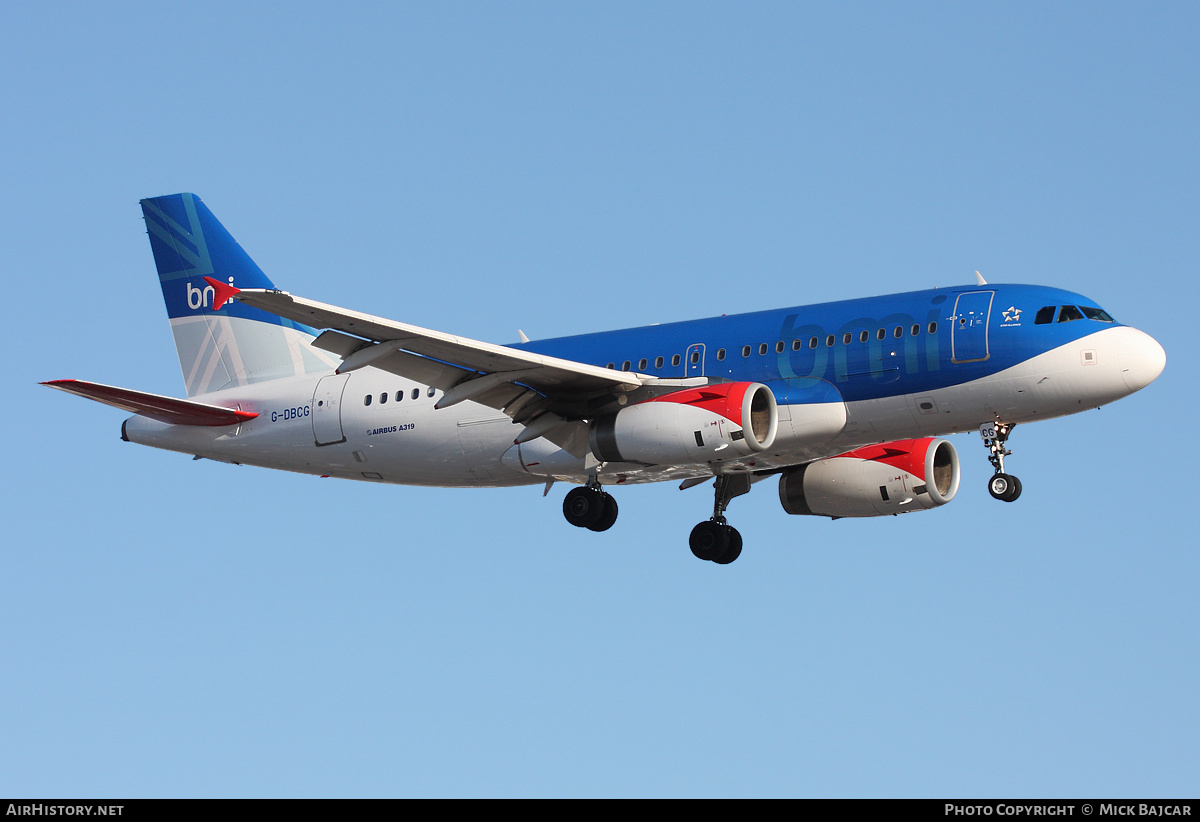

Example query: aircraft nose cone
[1118,327,1166,393]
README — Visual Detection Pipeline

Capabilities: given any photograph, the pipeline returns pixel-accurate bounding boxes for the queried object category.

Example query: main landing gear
[689,519,742,565]
[563,483,619,532]
[561,473,751,565]
[981,421,1022,502]
[689,474,751,565]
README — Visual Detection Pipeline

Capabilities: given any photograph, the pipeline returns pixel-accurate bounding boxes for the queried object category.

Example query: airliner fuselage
[123,284,1163,488]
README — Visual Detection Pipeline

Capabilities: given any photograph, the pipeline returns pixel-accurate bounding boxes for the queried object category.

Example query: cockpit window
[1080,306,1114,322]
[1035,306,1056,325]
[1057,305,1085,323]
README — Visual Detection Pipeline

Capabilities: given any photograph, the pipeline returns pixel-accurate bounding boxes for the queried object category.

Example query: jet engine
[778,437,960,518]
[589,382,778,465]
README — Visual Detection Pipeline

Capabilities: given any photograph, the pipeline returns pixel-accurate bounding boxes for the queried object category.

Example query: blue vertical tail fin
[140,193,338,396]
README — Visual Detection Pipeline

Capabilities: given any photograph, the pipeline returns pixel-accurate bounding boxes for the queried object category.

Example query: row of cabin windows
[608,354,688,371]
[364,386,437,406]
[1034,305,1114,325]
[605,322,939,371]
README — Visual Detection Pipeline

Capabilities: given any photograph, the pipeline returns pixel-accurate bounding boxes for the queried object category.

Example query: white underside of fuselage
[122,325,1154,489]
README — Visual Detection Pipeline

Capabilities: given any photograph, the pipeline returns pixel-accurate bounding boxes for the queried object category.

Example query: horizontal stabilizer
[42,380,258,426]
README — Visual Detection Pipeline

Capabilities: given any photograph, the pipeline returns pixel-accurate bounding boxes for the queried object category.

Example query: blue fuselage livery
[45,194,1165,565]
[518,285,1103,402]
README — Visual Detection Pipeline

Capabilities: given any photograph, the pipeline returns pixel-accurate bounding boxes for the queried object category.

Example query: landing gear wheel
[711,526,742,565]
[587,494,619,532]
[689,520,730,562]
[690,475,753,564]
[563,486,606,528]
[981,422,1023,503]
[988,473,1022,502]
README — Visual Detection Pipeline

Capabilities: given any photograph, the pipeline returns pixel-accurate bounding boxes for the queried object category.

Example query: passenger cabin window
[1081,306,1114,322]
[1035,306,1056,325]
[859,330,869,343]
[1058,305,1085,323]
[776,341,785,353]
[742,346,751,358]
[621,361,631,371]
[671,354,681,367]
[654,356,664,368]
[395,390,404,402]
[411,388,420,400]
[427,386,436,398]
[364,394,372,406]
[380,392,388,404]
[638,358,647,370]
[690,351,700,364]
[716,348,726,360]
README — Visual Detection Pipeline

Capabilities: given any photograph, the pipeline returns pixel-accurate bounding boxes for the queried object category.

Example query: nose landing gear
[981,421,1022,502]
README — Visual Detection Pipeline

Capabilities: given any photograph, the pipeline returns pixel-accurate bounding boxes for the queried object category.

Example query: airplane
[44,193,1166,564]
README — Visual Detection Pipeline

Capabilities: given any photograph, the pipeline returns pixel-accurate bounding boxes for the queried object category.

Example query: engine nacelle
[778,437,960,518]
[590,382,778,465]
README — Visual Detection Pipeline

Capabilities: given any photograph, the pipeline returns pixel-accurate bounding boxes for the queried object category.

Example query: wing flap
[42,380,258,426]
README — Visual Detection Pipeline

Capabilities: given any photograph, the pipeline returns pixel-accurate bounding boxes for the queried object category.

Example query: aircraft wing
[224,282,649,423]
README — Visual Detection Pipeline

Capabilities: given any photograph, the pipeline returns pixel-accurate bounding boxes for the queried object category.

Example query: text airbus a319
[45,194,1166,564]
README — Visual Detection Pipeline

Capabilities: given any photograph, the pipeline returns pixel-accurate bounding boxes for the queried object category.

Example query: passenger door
[685,343,705,377]
[951,291,993,364]
[312,373,350,445]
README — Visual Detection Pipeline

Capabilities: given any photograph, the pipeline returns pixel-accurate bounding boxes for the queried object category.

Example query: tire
[988,473,1022,502]
[689,520,730,562]
[587,494,619,532]
[712,527,742,564]
[563,486,605,528]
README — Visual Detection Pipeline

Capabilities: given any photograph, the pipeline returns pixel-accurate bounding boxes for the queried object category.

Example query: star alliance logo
[1001,306,1022,324]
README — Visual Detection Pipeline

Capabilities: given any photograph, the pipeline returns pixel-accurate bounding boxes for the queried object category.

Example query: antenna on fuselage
[518,330,530,343]
[975,271,988,286]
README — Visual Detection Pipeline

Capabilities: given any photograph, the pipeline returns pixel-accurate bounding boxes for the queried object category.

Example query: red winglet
[203,276,241,310]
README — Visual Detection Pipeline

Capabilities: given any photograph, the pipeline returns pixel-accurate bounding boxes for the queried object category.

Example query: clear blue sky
[4,1,1196,797]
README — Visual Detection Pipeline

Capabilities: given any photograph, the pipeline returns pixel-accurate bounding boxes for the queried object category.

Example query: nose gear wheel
[981,421,1022,502]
